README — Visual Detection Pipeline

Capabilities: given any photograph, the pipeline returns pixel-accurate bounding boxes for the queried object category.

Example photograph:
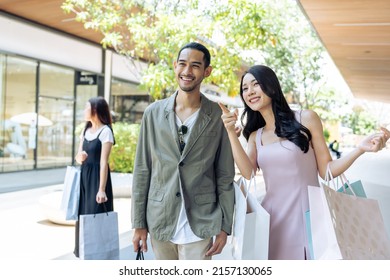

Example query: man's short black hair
[177,42,211,68]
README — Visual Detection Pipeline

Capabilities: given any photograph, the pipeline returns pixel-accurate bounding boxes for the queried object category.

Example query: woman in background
[74,96,115,258]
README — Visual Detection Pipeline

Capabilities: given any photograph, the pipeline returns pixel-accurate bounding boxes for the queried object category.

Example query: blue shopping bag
[60,166,81,220]
[337,180,367,198]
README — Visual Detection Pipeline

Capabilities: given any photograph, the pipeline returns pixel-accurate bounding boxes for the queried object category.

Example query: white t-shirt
[80,125,114,144]
[170,109,203,244]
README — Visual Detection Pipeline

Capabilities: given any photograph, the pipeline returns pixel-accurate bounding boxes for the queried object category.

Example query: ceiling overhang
[297,0,390,103]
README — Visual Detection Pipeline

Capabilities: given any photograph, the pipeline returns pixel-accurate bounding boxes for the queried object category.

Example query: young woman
[219,65,389,260]
[73,96,115,258]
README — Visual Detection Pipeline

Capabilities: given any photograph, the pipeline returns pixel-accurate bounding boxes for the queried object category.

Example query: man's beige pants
[151,237,213,260]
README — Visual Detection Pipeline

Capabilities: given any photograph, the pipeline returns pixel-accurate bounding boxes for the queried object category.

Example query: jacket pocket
[195,193,216,205]
[149,189,164,202]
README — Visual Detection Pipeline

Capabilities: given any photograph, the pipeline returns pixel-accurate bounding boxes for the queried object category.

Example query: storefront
[0,13,149,173]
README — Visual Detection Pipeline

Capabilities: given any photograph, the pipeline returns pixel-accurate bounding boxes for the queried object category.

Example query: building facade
[0,13,150,173]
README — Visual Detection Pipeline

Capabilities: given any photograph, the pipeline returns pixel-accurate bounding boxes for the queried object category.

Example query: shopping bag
[60,166,80,220]
[308,185,341,259]
[226,178,247,260]
[304,210,314,259]
[242,191,270,260]
[326,169,367,197]
[136,247,144,260]
[306,174,367,259]
[336,177,367,197]
[220,175,270,260]
[79,210,120,260]
[308,165,390,259]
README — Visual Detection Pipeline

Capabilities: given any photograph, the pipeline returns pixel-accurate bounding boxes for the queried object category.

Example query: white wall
[112,52,147,83]
[0,14,102,73]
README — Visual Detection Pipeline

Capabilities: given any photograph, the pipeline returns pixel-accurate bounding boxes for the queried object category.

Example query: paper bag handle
[237,170,257,201]
[325,162,356,196]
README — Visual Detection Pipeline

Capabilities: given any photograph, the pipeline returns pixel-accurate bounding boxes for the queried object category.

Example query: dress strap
[96,125,108,138]
[256,128,263,146]
[294,110,303,123]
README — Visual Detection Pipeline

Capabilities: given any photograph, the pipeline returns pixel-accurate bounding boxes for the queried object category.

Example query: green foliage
[62,0,352,124]
[323,128,330,143]
[341,106,377,135]
[75,122,85,139]
[260,1,327,109]
[254,0,350,124]
[62,0,272,100]
[110,122,140,173]
[310,87,349,122]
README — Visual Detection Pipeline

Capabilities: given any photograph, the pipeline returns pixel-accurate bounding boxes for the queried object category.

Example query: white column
[103,49,113,103]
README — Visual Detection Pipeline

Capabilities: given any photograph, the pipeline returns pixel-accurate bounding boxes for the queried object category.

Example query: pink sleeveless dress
[256,126,319,260]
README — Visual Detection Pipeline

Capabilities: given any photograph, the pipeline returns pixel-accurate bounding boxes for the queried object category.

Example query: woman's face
[242,73,272,112]
[84,102,92,121]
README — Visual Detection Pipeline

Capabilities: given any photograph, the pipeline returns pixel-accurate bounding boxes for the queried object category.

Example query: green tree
[260,1,327,108]
[109,122,140,173]
[62,0,273,100]
[255,0,350,123]
[342,105,377,135]
[62,0,351,123]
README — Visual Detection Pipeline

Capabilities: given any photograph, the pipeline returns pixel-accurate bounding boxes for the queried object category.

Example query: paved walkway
[0,149,389,260]
[0,167,67,193]
[0,168,265,260]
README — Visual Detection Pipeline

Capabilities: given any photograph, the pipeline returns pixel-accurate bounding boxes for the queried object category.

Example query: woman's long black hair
[240,65,311,153]
[84,96,115,145]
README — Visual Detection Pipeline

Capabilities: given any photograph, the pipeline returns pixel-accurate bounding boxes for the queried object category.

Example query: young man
[131,42,235,260]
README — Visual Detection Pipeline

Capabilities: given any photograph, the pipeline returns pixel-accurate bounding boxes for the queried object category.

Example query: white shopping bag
[217,175,270,260]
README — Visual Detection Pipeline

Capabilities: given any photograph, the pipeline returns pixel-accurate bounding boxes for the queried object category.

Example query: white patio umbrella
[10,112,53,126]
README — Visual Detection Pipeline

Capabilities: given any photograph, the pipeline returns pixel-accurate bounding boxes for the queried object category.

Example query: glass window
[0,55,100,174]
[40,63,74,99]
[111,78,150,124]
[0,55,37,172]
[37,62,75,169]
[0,54,5,171]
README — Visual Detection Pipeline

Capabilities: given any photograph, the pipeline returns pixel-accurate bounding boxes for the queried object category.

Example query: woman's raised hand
[218,102,242,137]
[358,126,390,153]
